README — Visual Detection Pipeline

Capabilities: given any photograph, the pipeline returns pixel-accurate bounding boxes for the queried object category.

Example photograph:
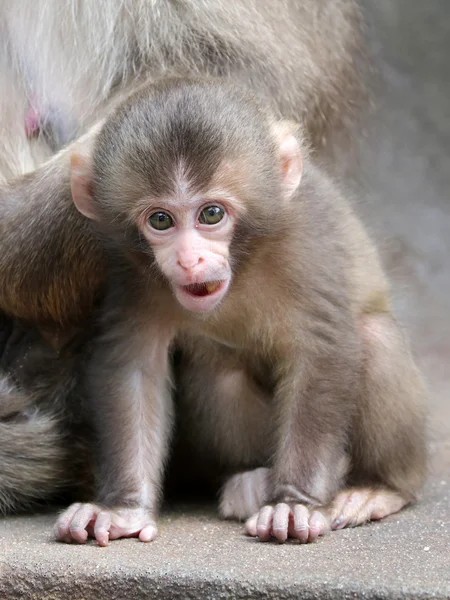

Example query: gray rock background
[358,0,450,472]
[1,1,449,598]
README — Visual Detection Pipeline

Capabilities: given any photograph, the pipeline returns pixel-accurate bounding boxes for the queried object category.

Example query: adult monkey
[0,0,368,513]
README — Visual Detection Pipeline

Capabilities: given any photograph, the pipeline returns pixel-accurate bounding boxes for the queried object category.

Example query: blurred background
[358,0,449,474]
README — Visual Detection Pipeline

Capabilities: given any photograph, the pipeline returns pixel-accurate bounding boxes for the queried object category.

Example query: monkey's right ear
[70,151,98,221]
[272,121,303,201]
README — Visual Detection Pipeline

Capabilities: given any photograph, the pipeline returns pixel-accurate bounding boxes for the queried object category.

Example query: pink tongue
[185,283,209,297]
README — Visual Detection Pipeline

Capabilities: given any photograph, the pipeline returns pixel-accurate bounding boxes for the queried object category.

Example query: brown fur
[0,0,370,515]
[55,79,426,544]
[0,0,368,325]
[0,314,94,513]
[0,124,105,325]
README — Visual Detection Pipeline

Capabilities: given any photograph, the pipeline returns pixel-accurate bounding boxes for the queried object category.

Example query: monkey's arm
[0,123,105,326]
[55,309,174,545]
[252,323,359,543]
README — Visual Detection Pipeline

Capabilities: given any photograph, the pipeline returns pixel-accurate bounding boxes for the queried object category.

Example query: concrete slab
[1,478,449,600]
[1,0,450,598]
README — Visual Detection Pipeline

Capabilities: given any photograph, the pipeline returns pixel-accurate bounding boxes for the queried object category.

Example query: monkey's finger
[94,510,112,547]
[256,505,275,541]
[69,503,99,543]
[55,502,82,543]
[244,513,259,537]
[291,504,310,543]
[308,510,330,542]
[138,523,158,542]
[272,503,291,543]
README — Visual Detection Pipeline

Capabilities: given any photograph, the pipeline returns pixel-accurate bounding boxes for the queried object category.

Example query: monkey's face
[70,82,304,314]
[139,192,238,313]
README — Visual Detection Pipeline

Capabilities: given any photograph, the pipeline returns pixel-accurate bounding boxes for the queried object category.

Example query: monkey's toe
[331,487,409,530]
[272,503,291,542]
[255,505,275,541]
[55,502,86,543]
[307,510,330,541]
[138,524,158,542]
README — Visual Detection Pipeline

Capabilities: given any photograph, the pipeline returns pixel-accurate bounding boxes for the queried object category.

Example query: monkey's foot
[219,468,269,520]
[55,502,158,546]
[245,503,330,543]
[330,487,409,530]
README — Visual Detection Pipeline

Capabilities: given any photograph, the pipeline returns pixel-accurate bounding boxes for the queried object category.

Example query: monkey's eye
[199,205,225,225]
[148,211,174,231]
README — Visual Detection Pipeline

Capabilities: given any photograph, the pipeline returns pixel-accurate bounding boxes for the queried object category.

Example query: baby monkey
[57,77,426,545]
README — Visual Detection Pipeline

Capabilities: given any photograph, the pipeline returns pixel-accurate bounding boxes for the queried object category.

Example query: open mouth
[182,281,223,297]
[174,278,230,313]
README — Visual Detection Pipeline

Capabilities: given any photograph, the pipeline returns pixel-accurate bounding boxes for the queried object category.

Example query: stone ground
[1,1,449,598]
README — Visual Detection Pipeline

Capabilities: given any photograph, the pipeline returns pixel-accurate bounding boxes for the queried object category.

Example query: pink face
[138,192,239,313]
[71,122,303,316]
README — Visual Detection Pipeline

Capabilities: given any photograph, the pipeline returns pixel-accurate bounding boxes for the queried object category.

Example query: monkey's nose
[177,255,204,270]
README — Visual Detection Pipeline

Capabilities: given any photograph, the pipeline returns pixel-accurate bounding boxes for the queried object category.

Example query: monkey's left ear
[272,121,303,200]
[70,151,98,221]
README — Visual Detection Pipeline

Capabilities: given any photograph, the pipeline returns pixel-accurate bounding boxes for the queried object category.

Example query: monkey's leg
[247,315,427,541]
[359,313,426,491]
[176,346,273,510]
[175,344,273,473]
[56,316,173,546]
[177,349,334,542]
[327,313,427,531]
[358,314,427,486]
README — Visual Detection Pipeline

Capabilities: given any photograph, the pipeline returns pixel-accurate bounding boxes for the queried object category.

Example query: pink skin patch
[24,105,41,138]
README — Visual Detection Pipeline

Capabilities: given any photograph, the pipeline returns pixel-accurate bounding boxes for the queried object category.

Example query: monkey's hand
[55,502,158,546]
[245,503,331,544]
